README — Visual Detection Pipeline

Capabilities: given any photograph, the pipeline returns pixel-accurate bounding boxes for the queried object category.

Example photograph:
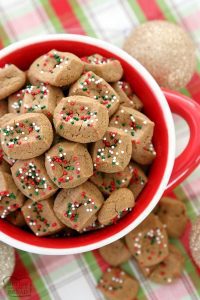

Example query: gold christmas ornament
[190,216,200,267]
[123,21,196,90]
[0,242,15,288]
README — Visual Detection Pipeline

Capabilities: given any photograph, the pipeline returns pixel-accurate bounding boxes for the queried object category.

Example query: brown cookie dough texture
[110,106,156,164]
[90,162,134,195]
[98,188,135,226]
[1,112,53,159]
[8,88,26,114]
[6,209,26,227]
[54,181,104,232]
[0,64,26,100]
[19,84,63,118]
[45,141,93,189]
[128,162,148,199]
[28,50,84,87]
[0,146,10,173]
[155,197,188,238]
[69,71,120,116]
[53,96,109,143]
[81,54,123,82]
[21,198,65,236]
[11,157,58,201]
[91,127,132,173]
[98,267,139,300]
[99,239,131,266]
[0,99,8,117]
[125,214,169,267]
[112,81,143,110]
[0,171,25,218]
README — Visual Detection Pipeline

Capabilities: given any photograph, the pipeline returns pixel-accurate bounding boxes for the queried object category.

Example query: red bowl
[0,35,199,255]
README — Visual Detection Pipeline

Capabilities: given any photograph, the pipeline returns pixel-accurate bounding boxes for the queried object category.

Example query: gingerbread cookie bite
[8,88,25,114]
[20,84,63,118]
[99,239,131,266]
[53,96,109,143]
[81,54,123,82]
[1,113,53,159]
[22,198,65,237]
[132,141,156,165]
[91,127,132,173]
[149,244,185,284]
[6,209,26,227]
[98,188,134,226]
[109,106,155,164]
[125,214,168,267]
[90,163,134,196]
[0,64,26,100]
[0,99,8,117]
[69,71,120,116]
[45,141,93,189]
[155,197,188,238]
[28,50,84,87]
[54,181,104,232]
[0,147,10,173]
[98,267,139,300]
[128,162,148,199]
[0,171,25,218]
[112,81,143,110]
[11,157,58,201]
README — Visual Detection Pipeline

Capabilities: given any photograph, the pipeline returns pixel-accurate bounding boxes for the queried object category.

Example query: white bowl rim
[0,34,175,255]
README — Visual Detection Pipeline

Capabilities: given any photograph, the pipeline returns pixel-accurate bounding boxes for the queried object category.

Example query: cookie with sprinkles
[0,113,18,128]
[11,157,58,201]
[112,81,143,110]
[0,171,25,219]
[132,141,156,165]
[128,162,148,199]
[20,84,63,118]
[0,64,26,100]
[97,267,139,300]
[45,141,93,189]
[69,71,120,116]
[109,106,155,165]
[1,112,53,159]
[99,239,131,266]
[98,188,134,226]
[53,95,109,143]
[81,54,123,82]
[8,88,26,114]
[90,162,134,195]
[28,50,84,87]
[125,214,169,267]
[155,197,188,238]
[0,99,8,117]
[54,181,104,232]
[149,244,185,284]
[21,198,65,237]
[91,127,132,173]
[6,208,26,227]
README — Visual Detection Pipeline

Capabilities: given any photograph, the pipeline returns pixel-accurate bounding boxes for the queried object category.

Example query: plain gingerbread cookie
[28,49,84,87]
[11,157,58,201]
[0,64,26,100]
[1,112,53,159]
[53,95,109,143]
[81,54,123,82]
[98,188,135,226]
[45,141,93,189]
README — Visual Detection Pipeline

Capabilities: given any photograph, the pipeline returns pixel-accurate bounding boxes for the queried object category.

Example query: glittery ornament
[190,216,200,267]
[123,21,196,90]
[0,242,15,288]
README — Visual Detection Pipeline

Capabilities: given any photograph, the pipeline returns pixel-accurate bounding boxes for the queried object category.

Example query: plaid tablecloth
[0,0,200,299]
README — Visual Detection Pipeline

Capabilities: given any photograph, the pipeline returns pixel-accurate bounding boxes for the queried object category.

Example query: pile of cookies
[97,196,188,300]
[0,50,156,237]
